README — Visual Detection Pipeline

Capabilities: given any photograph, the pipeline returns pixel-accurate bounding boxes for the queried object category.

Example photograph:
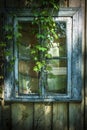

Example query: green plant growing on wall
[23,0,59,72]
[0,0,59,94]
[4,24,16,71]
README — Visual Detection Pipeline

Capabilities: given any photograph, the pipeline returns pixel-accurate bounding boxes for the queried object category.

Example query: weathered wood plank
[81,0,86,129]
[0,106,1,130]
[53,103,68,130]
[34,103,52,130]
[5,0,14,7]
[0,0,4,8]
[69,0,81,7]
[85,0,87,129]
[71,7,82,100]
[3,105,11,130]
[5,0,19,7]
[85,97,87,129]
[44,103,52,130]
[0,87,4,130]
[69,103,83,130]
[5,0,68,8]
[34,103,45,130]
[80,0,86,130]
[0,104,4,130]
[59,0,68,7]
[12,103,34,130]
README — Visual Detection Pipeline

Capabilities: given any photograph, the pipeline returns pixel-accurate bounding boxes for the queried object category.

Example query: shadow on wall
[0,103,68,130]
[12,103,52,130]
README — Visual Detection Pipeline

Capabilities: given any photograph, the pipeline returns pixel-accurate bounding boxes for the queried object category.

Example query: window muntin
[46,21,67,94]
[4,8,82,101]
[14,17,72,98]
[18,21,39,95]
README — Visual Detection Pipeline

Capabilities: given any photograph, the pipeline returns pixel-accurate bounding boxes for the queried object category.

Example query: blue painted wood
[4,8,82,102]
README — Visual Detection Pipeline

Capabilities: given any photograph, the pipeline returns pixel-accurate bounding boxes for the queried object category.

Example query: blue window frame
[4,8,82,102]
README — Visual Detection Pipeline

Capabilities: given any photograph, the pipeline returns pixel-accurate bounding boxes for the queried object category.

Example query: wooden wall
[0,0,86,130]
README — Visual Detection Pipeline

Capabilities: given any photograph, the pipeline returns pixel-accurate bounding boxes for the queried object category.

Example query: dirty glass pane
[48,22,66,57]
[46,21,67,94]
[18,21,39,94]
[18,21,38,58]
[46,59,67,93]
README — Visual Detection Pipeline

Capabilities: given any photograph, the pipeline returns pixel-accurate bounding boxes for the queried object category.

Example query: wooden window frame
[4,8,82,102]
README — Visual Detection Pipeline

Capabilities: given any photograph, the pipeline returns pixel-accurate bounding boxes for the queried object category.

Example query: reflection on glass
[46,21,67,94]
[18,21,38,58]
[17,20,67,95]
[18,21,39,94]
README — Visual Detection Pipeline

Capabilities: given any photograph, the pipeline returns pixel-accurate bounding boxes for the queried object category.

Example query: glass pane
[18,21,38,58]
[47,75,67,93]
[47,59,67,67]
[18,21,39,94]
[48,22,66,57]
[46,60,67,93]
[46,21,67,94]
[18,60,39,94]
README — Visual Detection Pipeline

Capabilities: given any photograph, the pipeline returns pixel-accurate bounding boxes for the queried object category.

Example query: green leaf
[36,45,47,52]
[36,61,43,69]
[31,50,36,54]
[6,35,13,40]
[4,51,11,56]
[36,34,45,39]
[4,25,13,31]
[0,42,6,47]
[33,66,38,72]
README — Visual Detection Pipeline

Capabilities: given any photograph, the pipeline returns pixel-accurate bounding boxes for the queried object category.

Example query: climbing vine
[24,0,59,72]
[0,0,59,93]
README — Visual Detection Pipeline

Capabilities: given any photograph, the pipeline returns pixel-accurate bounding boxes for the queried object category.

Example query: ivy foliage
[23,0,60,72]
[0,0,59,80]
[0,0,59,93]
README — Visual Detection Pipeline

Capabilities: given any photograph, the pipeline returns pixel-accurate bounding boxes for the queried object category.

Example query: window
[4,8,82,102]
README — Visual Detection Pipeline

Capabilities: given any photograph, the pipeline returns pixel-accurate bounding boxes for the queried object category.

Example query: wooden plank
[81,0,86,129]
[0,0,4,8]
[3,104,11,130]
[69,103,83,130]
[5,0,19,7]
[34,103,52,130]
[5,0,68,8]
[71,8,82,100]
[12,103,34,130]
[44,103,52,130]
[0,106,1,130]
[0,85,5,130]
[5,0,14,7]
[53,103,68,130]
[85,0,87,129]
[34,103,45,130]
[69,0,81,7]
[59,0,68,7]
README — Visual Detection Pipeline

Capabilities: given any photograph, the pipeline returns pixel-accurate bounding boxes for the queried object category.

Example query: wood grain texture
[12,103,34,130]
[44,103,52,130]
[4,0,68,8]
[81,0,85,129]
[85,0,87,129]
[34,103,45,130]
[5,0,19,7]
[69,0,81,7]
[59,0,68,7]
[69,103,83,130]
[0,0,4,8]
[0,106,1,130]
[53,103,68,130]
[3,105,11,130]
[0,1,86,130]
[71,7,82,100]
